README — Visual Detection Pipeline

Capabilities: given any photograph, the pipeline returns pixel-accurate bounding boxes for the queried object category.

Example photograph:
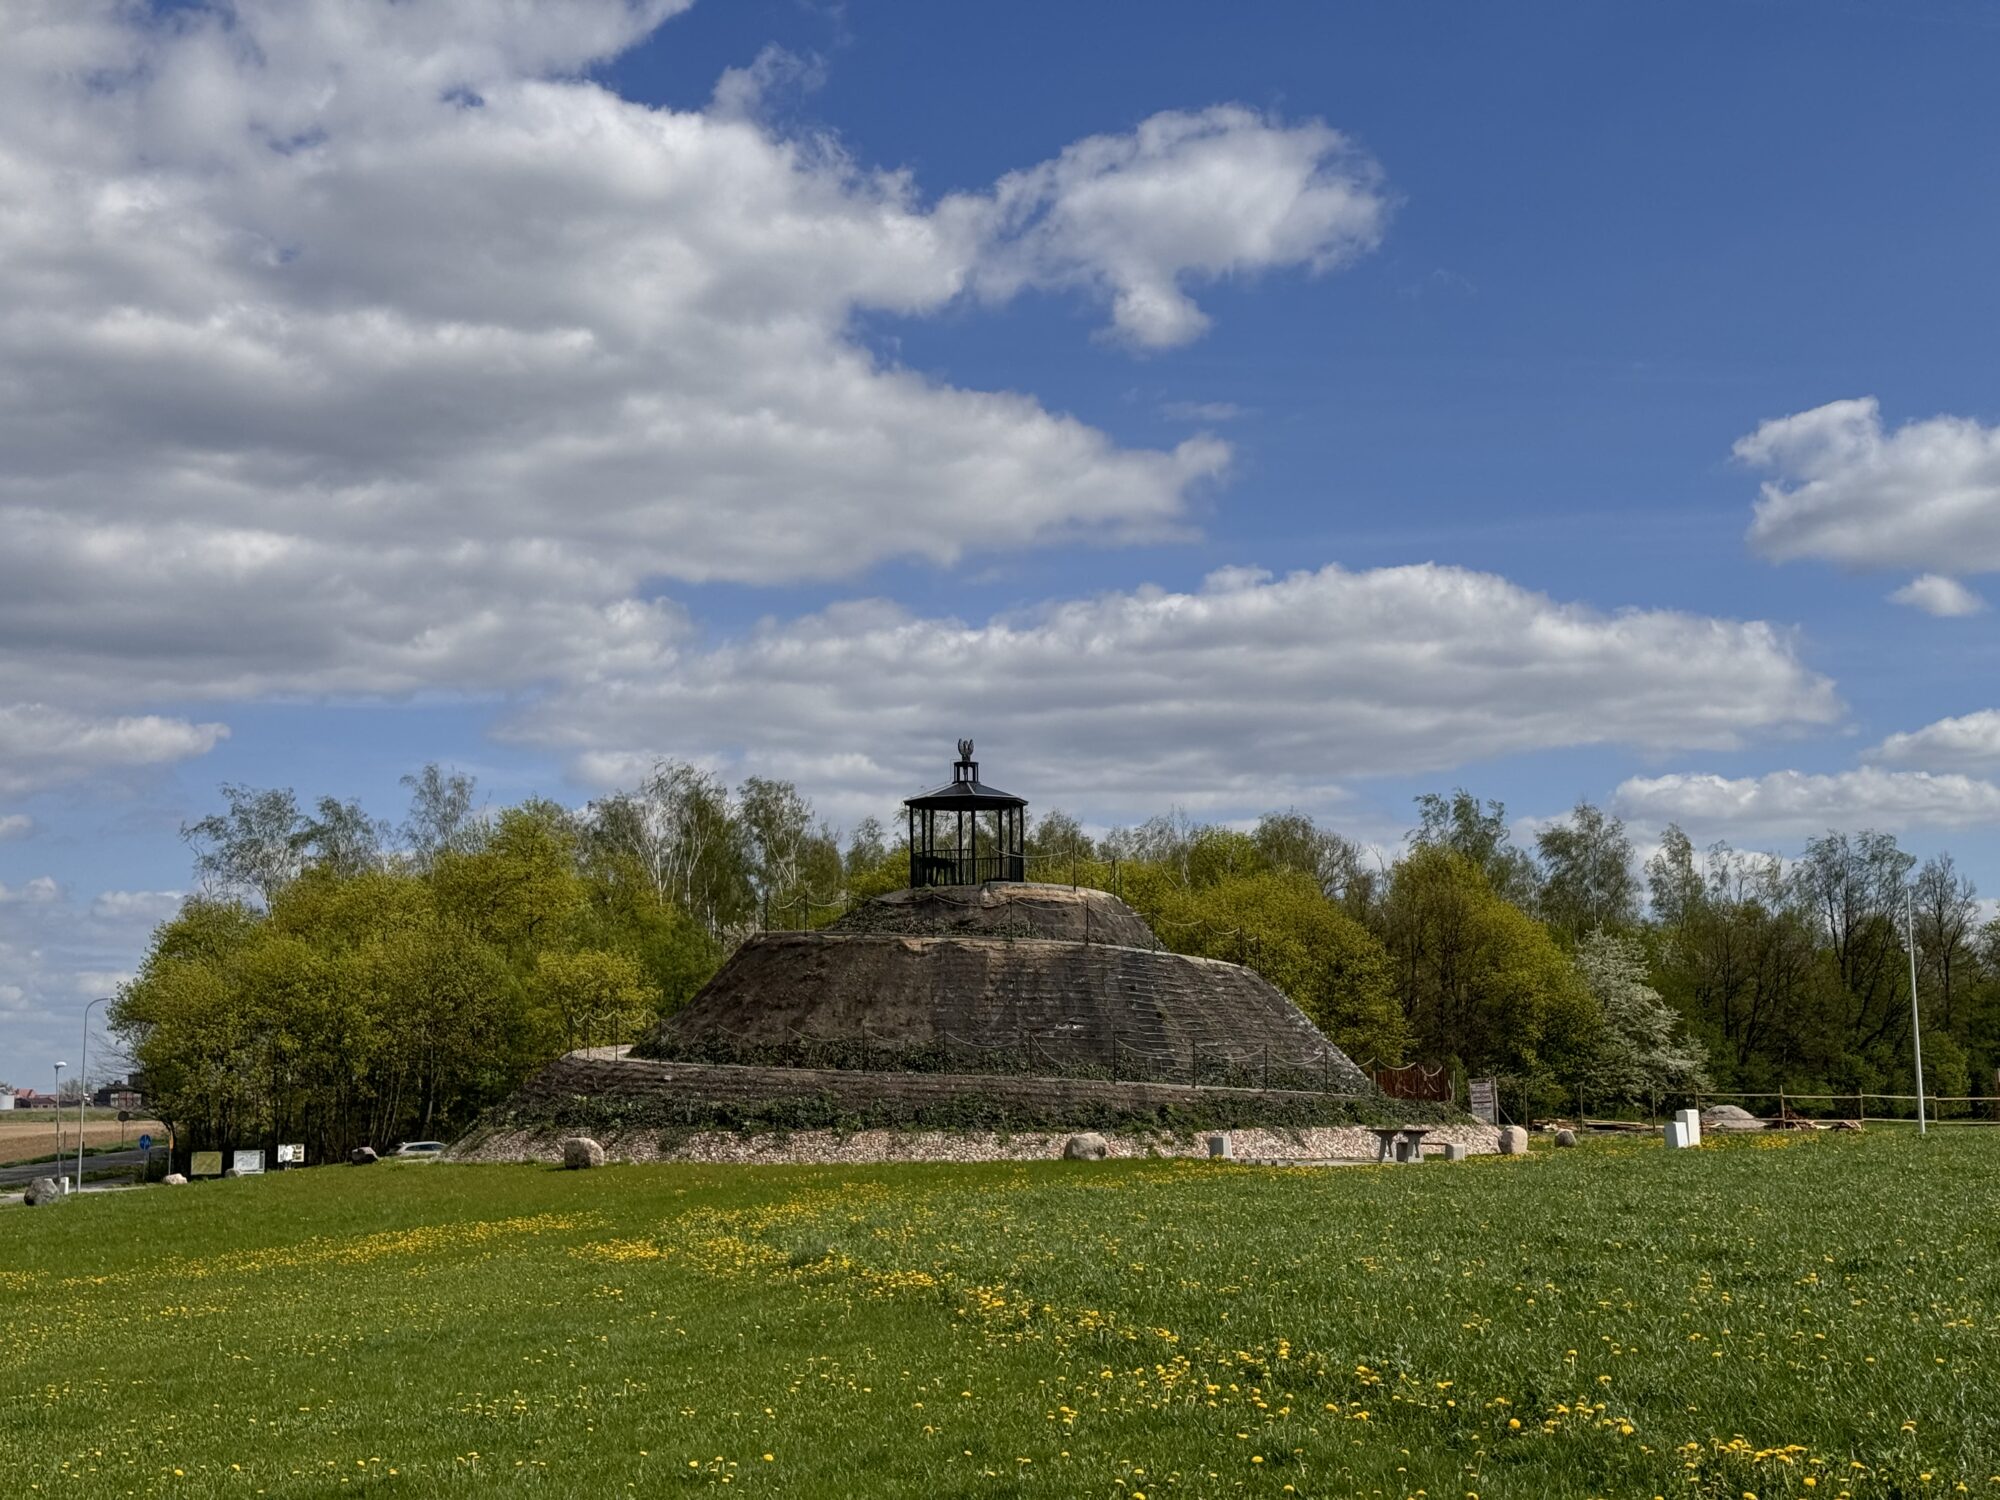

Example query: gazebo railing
[912,852,1026,888]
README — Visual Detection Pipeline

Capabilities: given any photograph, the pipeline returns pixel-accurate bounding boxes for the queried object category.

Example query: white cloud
[0,874,194,1083]
[0,876,61,906]
[0,814,31,841]
[1615,767,2000,838]
[1162,401,1246,423]
[89,890,186,925]
[1866,709,2000,772]
[0,4,1392,714]
[1887,574,1986,617]
[510,562,1841,821]
[1741,398,2000,573]
[0,704,228,797]
[975,106,1388,349]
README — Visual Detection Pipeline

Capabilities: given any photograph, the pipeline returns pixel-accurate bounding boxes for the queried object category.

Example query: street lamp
[53,1061,65,1175]
[79,997,108,1190]
[1906,887,1926,1137]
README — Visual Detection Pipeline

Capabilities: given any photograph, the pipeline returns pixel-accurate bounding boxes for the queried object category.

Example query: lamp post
[1906,887,1926,1136]
[79,997,108,1190]
[53,1061,65,1176]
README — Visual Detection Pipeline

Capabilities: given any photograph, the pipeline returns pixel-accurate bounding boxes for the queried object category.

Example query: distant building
[91,1083,144,1111]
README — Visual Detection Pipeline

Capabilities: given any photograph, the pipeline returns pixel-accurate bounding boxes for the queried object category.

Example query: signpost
[276,1143,306,1167]
[190,1150,223,1178]
[1468,1077,1499,1125]
[232,1149,265,1176]
[138,1133,153,1152]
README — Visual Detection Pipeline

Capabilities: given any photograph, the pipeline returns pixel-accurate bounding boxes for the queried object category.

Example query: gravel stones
[561,1136,607,1169]
[1062,1132,1109,1161]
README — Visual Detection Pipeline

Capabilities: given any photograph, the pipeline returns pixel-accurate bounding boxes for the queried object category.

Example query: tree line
[112,765,2000,1158]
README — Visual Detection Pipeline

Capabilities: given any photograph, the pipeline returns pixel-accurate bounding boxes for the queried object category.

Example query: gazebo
[905,739,1026,888]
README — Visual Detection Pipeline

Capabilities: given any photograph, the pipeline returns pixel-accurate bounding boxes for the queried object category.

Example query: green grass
[3,1133,1995,1499]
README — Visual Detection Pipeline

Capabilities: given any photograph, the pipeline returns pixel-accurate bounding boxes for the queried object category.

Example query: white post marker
[1906,887,1926,1136]
[1664,1119,1686,1149]
[1673,1107,1701,1147]
[52,1061,65,1178]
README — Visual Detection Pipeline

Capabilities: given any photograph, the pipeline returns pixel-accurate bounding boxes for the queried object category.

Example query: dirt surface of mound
[828,881,1156,946]
[637,932,1370,1092]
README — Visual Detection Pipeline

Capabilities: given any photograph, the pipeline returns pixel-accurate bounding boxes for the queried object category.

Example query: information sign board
[1468,1077,1499,1125]
[232,1149,265,1176]
[276,1143,305,1166]
[190,1150,223,1177]
[138,1133,153,1152]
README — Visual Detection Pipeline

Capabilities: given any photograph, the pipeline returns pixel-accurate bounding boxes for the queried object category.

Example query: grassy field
[2,1133,1995,1499]
[1,1112,165,1165]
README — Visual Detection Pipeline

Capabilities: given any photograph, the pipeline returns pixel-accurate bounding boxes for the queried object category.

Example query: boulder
[347,1146,379,1166]
[24,1176,64,1206]
[1554,1128,1578,1148]
[1496,1126,1530,1156]
[1702,1104,1762,1133]
[163,1173,188,1186]
[221,1168,240,1179]
[1062,1132,1109,1161]
[561,1136,607,1170]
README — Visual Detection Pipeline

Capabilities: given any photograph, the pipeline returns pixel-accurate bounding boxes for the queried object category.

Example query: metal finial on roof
[957,737,974,761]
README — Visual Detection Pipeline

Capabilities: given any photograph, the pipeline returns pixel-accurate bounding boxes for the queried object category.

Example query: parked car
[390,1140,446,1159]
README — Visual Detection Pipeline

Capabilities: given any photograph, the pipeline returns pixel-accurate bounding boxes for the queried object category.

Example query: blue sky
[5,0,2000,1087]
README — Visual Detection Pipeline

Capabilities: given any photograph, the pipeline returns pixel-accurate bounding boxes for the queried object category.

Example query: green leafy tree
[526,949,659,1055]
[1535,800,1637,941]
[1153,870,1407,1067]
[1379,845,1598,1112]
[1574,929,1708,1104]
[1411,789,1541,907]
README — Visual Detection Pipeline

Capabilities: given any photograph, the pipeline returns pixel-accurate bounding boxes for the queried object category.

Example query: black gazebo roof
[903,740,1025,812]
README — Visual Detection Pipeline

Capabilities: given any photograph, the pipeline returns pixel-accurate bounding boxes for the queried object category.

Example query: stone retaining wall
[453,1050,1493,1165]
[456,1121,1501,1167]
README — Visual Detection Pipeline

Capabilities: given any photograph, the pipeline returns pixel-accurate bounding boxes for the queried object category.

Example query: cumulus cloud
[1887,574,1986,617]
[0,872,187,1079]
[89,890,187,925]
[0,704,228,797]
[0,815,31,841]
[508,562,1841,821]
[0,3,1396,713]
[1741,398,2000,573]
[975,106,1388,348]
[1866,709,2000,772]
[0,876,61,905]
[1615,767,2000,838]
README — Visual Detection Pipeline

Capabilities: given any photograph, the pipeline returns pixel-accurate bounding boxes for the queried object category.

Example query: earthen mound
[636,886,1370,1094]
[830,882,1155,946]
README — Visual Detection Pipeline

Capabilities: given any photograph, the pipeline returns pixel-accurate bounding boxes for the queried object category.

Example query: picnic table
[1367,1126,1435,1164]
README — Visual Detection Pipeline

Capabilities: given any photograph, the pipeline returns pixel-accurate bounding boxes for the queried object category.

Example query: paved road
[0,1146,150,1187]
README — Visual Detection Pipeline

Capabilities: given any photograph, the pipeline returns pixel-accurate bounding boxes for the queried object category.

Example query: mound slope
[636,885,1371,1093]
